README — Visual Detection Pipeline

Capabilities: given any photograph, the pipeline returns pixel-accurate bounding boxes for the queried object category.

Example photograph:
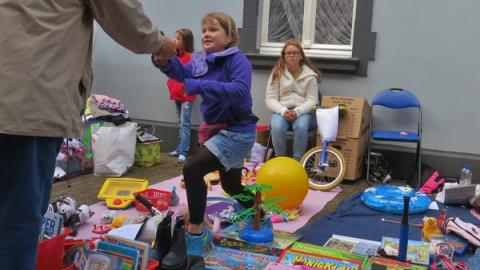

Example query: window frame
[260,0,357,58]
[238,0,376,76]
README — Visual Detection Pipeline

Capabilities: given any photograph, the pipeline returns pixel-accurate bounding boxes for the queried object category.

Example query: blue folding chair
[366,88,422,187]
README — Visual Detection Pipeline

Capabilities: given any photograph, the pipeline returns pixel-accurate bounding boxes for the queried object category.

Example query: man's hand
[153,34,176,65]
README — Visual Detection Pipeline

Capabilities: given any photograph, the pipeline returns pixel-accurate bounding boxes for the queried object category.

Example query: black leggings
[183,146,254,224]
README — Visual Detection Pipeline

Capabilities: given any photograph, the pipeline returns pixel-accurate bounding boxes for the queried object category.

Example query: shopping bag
[135,141,161,167]
[135,125,161,167]
[91,122,137,176]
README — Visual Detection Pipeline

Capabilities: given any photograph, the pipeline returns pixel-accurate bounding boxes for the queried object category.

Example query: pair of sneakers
[168,151,186,163]
[185,224,213,257]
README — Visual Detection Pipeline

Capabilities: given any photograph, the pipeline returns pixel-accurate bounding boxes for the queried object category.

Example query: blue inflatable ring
[360,184,432,214]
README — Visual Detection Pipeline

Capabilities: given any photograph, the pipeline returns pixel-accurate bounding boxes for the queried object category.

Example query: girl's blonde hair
[176,28,194,53]
[202,12,239,48]
[271,39,323,85]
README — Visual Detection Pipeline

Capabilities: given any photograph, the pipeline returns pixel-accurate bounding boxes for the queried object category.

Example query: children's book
[380,237,430,266]
[278,249,363,270]
[41,211,64,238]
[103,234,150,270]
[323,237,356,252]
[204,246,277,270]
[324,234,381,256]
[290,242,366,263]
[214,222,302,256]
[429,233,469,256]
[72,247,124,270]
[263,262,317,270]
[97,240,139,270]
[362,257,428,270]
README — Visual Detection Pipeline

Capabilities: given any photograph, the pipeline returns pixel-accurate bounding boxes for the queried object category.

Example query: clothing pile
[85,93,130,125]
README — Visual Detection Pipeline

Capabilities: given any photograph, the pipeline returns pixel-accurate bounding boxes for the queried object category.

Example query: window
[261,0,356,58]
[238,0,376,75]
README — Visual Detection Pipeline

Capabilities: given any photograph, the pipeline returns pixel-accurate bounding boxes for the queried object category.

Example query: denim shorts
[204,129,256,171]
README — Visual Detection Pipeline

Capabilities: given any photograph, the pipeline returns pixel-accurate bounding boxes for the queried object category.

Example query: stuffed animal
[422,216,442,242]
[47,196,93,236]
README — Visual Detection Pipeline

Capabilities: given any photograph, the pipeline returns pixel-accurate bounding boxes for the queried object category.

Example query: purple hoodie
[153,47,257,132]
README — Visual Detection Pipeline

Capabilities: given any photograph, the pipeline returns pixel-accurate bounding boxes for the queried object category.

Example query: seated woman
[265,39,322,160]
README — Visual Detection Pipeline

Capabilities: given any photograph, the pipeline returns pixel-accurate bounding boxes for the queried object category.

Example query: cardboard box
[321,96,370,139]
[317,134,368,181]
[213,223,302,256]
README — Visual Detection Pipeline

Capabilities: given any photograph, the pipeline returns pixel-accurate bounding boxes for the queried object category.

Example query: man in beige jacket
[0,1,176,269]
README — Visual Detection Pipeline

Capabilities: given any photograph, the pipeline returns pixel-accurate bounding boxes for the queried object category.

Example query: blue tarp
[297,192,480,257]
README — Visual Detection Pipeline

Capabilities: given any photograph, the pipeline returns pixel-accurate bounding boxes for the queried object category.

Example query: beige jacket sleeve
[295,77,318,116]
[265,73,288,115]
[86,0,164,54]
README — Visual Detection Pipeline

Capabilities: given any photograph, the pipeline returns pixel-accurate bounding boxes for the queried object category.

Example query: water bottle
[459,164,472,185]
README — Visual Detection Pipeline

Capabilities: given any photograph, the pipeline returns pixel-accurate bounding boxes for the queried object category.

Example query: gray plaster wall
[92,0,480,158]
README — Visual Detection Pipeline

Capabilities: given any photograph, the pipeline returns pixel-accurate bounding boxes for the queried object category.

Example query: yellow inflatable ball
[256,157,309,210]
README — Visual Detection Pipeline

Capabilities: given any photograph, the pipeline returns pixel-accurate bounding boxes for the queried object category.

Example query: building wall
[92,0,480,173]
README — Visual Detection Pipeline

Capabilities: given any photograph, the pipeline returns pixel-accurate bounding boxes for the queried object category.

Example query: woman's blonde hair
[202,12,239,48]
[176,28,194,53]
[271,39,323,85]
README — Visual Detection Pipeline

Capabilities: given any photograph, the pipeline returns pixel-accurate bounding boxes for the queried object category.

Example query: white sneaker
[177,154,186,163]
[168,150,178,157]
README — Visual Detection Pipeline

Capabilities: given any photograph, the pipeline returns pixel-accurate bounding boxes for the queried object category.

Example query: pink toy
[419,171,445,194]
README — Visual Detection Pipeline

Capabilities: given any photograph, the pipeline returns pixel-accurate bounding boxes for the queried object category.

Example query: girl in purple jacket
[153,12,258,257]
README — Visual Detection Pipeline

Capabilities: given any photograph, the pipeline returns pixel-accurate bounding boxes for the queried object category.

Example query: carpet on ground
[76,175,341,239]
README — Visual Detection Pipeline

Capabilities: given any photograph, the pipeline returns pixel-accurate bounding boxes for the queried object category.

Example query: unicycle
[300,106,346,190]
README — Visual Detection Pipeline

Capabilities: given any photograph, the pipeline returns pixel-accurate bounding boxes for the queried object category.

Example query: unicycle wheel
[300,146,346,190]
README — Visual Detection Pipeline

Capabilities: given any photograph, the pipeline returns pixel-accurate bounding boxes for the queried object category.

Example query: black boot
[152,211,173,262]
[185,255,205,270]
[161,216,187,270]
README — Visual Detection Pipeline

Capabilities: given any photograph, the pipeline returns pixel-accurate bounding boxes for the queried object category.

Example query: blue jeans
[270,113,312,160]
[0,134,62,270]
[174,101,194,156]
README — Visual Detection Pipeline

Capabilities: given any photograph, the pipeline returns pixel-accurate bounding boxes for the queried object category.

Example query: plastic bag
[315,106,339,142]
[91,122,137,176]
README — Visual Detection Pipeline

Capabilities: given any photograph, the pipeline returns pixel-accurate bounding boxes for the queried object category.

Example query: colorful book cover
[214,222,302,256]
[363,257,428,270]
[97,240,139,270]
[263,262,317,270]
[72,247,124,270]
[323,234,381,257]
[204,246,277,270]
[291,242,366,263]
[104,234,150,270]
[278,249,362,270]
[323,237,357,253]
[331,234,381,257]
[429,233,469,255]
[41,211,64,238]
[380,237,430,266]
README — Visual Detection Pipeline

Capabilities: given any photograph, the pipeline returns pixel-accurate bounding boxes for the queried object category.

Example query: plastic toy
[255,157,309,210]
[92,224,112,234]
[111,214,132,228]
[230,183,285,243]
[134,189,171,213]
[169,186,179,206]
[100,210,118,224]
[97,178,149,209]
[360,184,432,214]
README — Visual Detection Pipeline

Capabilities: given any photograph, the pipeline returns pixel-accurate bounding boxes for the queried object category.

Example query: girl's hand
[153,54,168,66]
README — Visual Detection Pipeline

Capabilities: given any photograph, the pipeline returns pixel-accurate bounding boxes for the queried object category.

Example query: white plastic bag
[316,106,339,142]
[91,122,137,176]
